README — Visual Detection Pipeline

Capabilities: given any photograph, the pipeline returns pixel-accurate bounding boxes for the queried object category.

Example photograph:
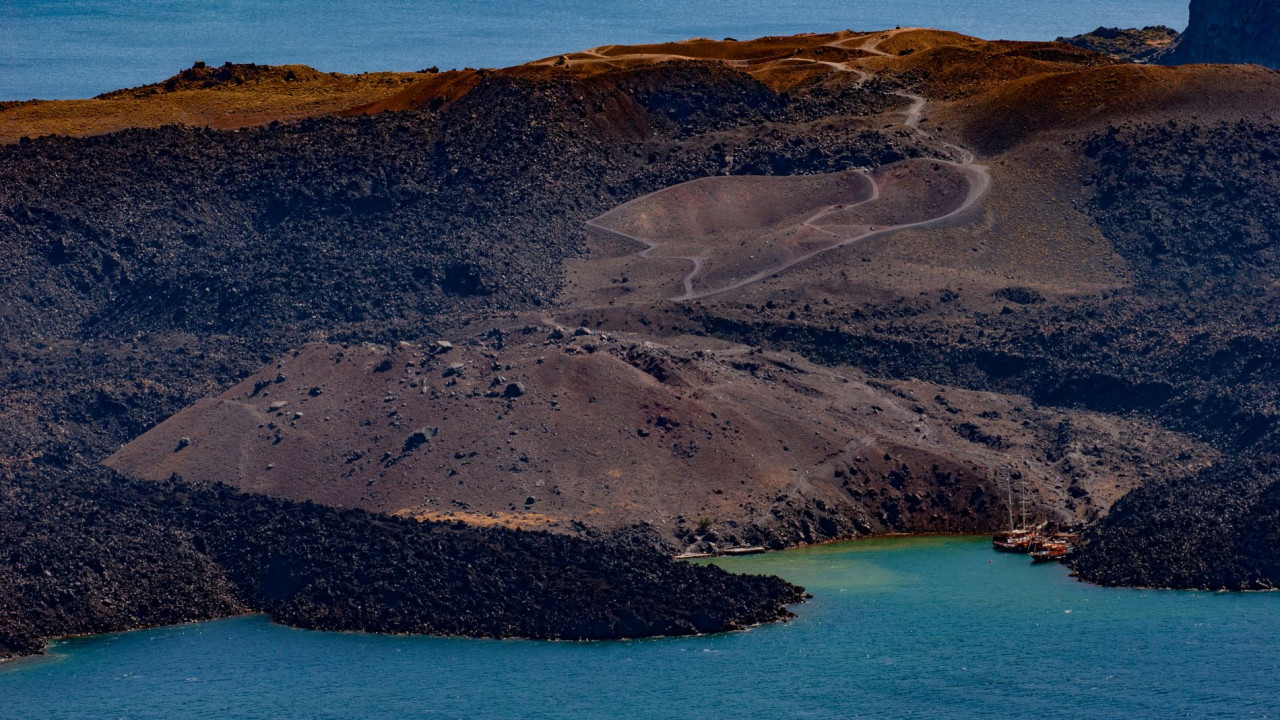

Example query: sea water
[1,0,1190,100]
[2,536,1276,719]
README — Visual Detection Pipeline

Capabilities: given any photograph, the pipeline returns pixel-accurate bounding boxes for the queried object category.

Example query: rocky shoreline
[1069,454,1280,590]
[0,465,804,660]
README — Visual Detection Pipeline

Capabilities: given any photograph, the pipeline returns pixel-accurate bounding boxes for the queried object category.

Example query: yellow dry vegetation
[0,65,434,143]
[395,508,563,531]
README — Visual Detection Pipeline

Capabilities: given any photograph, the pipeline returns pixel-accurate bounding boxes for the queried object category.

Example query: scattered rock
[403,426,438,453]
[993,286,1045,305]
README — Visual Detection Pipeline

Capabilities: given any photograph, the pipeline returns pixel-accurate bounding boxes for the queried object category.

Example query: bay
[3,536,1276,719]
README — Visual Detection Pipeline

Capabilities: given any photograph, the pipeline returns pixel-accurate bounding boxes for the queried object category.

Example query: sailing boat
[992,470,1040,553]
[1029,540,1073,563]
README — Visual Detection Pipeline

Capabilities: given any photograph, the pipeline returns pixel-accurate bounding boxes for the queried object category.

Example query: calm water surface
[1,0,1190,100]
[2,536,1277,719]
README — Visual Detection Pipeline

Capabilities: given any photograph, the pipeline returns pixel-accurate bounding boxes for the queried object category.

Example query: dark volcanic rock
[1071,454,1280,589]
[1165,0,1280,68]
[0,64,917,344]
[0,466,804,660]
[1084,120,1280,286]
[1057,26,1181,64]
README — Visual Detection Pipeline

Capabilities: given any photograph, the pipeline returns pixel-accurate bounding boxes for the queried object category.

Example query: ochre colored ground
[0,27,1111,143]
[1,64,437,143]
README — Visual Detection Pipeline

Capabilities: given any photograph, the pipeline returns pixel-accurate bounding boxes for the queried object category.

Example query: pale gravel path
[584,29,991,302]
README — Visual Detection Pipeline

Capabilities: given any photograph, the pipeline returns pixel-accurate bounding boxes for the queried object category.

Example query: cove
[2,536,1276,719]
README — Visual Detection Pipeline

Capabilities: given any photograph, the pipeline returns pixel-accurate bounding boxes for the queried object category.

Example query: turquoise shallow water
[2,536,1277,719]
[2,0,1190,100]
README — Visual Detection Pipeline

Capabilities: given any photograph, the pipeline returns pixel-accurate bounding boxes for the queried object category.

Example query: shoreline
[4,534,994,665]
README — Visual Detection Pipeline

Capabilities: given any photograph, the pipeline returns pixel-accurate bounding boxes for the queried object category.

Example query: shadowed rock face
[1166,0,1280,68]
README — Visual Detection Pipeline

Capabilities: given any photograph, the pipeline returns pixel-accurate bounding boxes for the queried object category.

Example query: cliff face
[1167,0,1280,68]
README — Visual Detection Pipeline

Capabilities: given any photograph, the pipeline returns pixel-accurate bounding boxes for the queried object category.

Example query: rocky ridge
[1057,27,1181,64]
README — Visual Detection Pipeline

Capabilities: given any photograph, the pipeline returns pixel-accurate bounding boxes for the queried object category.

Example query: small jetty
[675,546,766,560]
[675,552,713,560]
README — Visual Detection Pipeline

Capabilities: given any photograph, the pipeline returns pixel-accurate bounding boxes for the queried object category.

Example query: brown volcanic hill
[340,69,483,115]
[95,61,336,98]
[885,42,1113,99]
[0,33,1121,150]
[107,330,1212,551]
[948,62,1280,152]
[1,28,1113,145]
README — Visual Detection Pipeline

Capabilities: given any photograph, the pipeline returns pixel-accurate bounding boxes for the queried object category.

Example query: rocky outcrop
[0,465,804,660]
[1165,0,1280,68]
[1057,26,1180,64]
[1071,453,1280,589]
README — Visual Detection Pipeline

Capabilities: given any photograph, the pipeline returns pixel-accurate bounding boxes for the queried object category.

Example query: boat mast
[1019,478,1029,529]
[1003,468,1015,531]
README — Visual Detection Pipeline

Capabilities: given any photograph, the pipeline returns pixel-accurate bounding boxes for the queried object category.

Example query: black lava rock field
[1,465,803,659]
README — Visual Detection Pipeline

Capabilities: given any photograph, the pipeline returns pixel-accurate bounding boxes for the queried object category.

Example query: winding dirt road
[583,29,991,302]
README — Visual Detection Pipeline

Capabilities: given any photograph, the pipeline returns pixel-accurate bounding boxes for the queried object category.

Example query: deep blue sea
[1,0,1190,100]
[2,536,1276,719]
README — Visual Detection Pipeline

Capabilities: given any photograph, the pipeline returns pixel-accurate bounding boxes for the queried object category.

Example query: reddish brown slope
[949,62,1280,152]
[4,26,1118,143]
[107,328,1212,550]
